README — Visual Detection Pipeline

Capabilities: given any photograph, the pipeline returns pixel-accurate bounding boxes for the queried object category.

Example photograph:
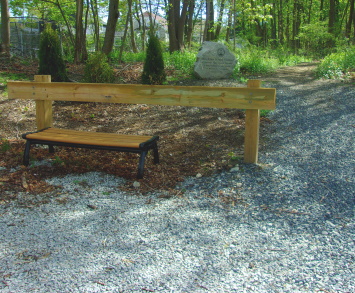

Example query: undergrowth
[316,47,355,79]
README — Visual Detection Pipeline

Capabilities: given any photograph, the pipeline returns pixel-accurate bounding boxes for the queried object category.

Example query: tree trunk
[102,0,120,55]
[0,0,10,56]
[167,0,189,52]
[137,1,146,51]
[118,1,130,63]
[129,0,138,53]
[278,0,283,44]
[225,1,233,42]
[185,0,195,47]
[292,0,302,51]
[320,0,326,20]
[74,0,87,63]
[307,0,313,24]
[214,0,226,40]
[270,2,277,47]
[346,0,354,38]
[89,0,100,51]
[329,0,336,33]
[204,0,215,41]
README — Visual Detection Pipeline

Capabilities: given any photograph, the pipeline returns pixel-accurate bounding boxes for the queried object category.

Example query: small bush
[141,33,166,85]
[316,48,355,79]
[84,52,115,83]
[38,24,69,82]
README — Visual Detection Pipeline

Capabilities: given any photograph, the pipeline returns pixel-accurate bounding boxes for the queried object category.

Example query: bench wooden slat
[24,128,156,148]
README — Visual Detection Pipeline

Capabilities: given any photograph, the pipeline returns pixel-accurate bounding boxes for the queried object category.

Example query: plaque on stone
[194,42,237,79]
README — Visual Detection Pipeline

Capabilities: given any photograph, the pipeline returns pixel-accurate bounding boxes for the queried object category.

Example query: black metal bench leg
[137,151,148,179]
[153,143,159,164]
[23,140,31,166]
[48,145,55,153]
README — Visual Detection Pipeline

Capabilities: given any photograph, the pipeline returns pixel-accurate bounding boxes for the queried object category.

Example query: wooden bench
[22,127,159,179]
[8,75,276,178]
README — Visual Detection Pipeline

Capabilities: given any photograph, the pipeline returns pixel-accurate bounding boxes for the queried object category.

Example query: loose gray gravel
[0,71,354,292]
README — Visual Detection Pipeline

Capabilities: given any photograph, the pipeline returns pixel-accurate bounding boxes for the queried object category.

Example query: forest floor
[0,59,332,200]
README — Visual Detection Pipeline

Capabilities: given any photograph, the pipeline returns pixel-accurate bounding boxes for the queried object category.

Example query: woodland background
[1,0,355,63]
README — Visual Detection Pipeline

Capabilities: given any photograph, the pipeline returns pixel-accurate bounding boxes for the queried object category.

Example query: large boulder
[194,42,237,79]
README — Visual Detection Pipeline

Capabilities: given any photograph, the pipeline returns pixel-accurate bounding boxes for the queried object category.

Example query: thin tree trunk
[308,0,313,23]
[329,0,337,34]
[204,0,214,41]
[214,0,226,40]
[320,0,325,20]
[137,1,146,51]
[89,0,100,51]
[278,0,283,44]
[185,0,195,47]
[102,0,120,55]
[225,0,233,42]
[118,3,130,63]
[74,0,87,63]
[129,0,138,53]
[346,0,354,38]
[0,0,10,56]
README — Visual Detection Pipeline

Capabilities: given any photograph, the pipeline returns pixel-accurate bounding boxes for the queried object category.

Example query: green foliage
[38,24,69,82]
[0,72,29,98]
[52,155,64,166]
[163,51,196,76]
[0,72,28,85]
[316,47,355,79]
[239,48,279,74]
[260,109,271,117]
[141,34,166,85]
[119,51,146,62]
[298,22,335,58]
[84,52,115,83]
[272,46,312,66]
[0,139,11,152]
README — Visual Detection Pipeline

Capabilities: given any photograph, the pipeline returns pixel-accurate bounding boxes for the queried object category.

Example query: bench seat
[22,127,159,178]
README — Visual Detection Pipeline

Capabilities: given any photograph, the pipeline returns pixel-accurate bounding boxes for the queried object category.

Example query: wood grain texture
[34,75,52,130]
[8,81,276,110]
[243,80,262,163]
[25,128,155,148]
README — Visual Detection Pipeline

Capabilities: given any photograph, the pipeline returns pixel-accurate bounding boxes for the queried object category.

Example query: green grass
[120,51,146,62]
[0,72,29,84]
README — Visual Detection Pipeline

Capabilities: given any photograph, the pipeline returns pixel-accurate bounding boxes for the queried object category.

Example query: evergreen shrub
[84,52,115,83]
[141,33,166,85]
[38,24,69,82]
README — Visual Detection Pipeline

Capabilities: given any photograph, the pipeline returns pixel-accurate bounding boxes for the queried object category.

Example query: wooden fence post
[244,79,261,164]
[34,75,52,130]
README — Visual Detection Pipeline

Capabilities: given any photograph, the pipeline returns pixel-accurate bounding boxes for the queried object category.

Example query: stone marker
[194,41,237,79]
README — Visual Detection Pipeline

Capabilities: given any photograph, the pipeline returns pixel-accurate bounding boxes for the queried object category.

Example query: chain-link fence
[0,17,41,58]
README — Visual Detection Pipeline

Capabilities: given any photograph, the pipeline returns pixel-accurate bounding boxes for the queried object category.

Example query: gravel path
[0,64,354,292]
